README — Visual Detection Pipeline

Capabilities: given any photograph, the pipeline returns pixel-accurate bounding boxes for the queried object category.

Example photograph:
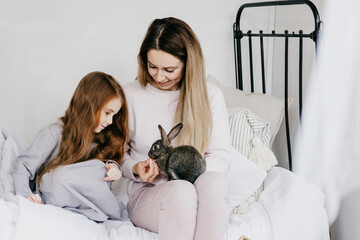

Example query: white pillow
[207,74,292,144]
[226,147,266,212]
[226,106,278,214]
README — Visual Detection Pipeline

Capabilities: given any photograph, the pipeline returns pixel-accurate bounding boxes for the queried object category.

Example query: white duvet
[0,126,329,240]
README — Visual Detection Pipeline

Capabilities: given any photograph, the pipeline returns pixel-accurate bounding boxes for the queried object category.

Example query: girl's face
[147,49,184,91]
[95,97,122,133]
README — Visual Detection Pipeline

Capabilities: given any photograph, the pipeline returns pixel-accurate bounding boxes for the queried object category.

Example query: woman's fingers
[148,161,160,182]
[146,159,159,182]
[134,159,160,182]
[138,160,150,182]
[136,161,148,181]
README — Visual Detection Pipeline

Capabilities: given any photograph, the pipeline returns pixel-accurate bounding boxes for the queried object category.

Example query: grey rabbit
[148,123,206,183]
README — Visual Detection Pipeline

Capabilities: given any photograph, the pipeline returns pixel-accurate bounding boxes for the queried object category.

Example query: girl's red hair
[38,71,129,183]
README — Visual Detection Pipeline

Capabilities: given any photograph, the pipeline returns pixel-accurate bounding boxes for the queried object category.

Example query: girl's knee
[40,171,71,205]
[56,160,106,182]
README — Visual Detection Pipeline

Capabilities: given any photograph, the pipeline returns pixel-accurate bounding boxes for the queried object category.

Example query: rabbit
[148,123,206,183]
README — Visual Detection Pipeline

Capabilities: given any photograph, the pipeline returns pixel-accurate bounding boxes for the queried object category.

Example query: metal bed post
[233,27,243,90]
[259,31,266,94]
[233,0,321,171]
[299,30,304,118]
[284,30,292,170]
[248,31,255,92]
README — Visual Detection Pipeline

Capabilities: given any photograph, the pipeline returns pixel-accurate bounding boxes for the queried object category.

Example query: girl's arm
[13,125,59,198]
[27,193,42,204]
[103,162,122,181]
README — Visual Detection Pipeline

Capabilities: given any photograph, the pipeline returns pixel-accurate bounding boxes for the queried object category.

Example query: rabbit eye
[153,144,159,151]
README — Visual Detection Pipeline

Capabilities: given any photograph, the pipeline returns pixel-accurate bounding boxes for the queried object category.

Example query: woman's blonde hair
[137,17,212,153]
[38,71,129,183]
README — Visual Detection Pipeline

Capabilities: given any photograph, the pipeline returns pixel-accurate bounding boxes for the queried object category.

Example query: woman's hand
[103,163,122,181]
[27,194,42,204]
[132,159,159,182]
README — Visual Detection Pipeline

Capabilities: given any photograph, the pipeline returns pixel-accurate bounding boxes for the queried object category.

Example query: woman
[121,17,231,239]
[14,71,129,222]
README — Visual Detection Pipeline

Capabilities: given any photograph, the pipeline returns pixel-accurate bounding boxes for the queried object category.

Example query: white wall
[0,0,322,169]
[0,0,244,144]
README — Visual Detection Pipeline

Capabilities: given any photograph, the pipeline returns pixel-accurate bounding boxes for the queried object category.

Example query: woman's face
[147,49,184,91]
[95,96,121,133]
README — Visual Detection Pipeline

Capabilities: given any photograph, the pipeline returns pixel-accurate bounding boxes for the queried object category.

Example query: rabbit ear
[158,125,170,146]
[167,123,183,142]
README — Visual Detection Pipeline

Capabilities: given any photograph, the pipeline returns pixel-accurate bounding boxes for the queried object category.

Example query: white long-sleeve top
[121,80,231,185]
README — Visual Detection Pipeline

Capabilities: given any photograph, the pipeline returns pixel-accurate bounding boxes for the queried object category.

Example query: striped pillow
[228,106,276,215]
[228,106,271,158]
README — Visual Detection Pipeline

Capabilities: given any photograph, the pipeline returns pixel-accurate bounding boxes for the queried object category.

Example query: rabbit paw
[167,168,180,181]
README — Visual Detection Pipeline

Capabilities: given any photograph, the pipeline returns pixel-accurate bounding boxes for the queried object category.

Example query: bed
[0,1,329,240]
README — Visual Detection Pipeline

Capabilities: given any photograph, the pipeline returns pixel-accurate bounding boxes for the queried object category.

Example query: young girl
[121,17,231,239]
[13,71,129,222]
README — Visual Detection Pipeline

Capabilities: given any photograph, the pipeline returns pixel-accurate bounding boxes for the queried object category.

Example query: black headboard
[233,0,321,170]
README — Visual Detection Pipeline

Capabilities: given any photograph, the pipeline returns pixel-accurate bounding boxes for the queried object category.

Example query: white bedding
[0,126,330,240]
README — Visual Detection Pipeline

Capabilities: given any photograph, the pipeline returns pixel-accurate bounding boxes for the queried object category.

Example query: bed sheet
[0,126,329,240]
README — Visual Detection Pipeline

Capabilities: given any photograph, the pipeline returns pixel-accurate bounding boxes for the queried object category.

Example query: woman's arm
[120,144,141,180]
[120,144,159,182]
[13,125,59,198]
[203,83,231,174]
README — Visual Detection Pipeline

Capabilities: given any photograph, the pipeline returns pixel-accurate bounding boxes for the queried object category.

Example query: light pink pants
[128,172,230,240]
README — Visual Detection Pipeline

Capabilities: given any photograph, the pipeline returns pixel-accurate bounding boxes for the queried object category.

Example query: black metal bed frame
[233,0,321,171]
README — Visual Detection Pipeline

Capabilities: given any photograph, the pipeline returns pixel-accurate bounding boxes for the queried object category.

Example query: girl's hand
[27,194,43,204]
[132,159,159,183]
[103,163,122,181]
